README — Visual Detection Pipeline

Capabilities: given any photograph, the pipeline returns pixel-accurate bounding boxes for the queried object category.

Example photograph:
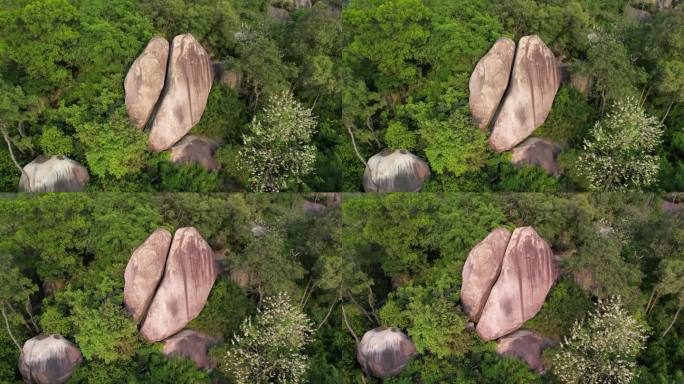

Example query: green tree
[239,91,318,192]
[216,293,313,384]
[578,97,664,190]
[551,296,648,384]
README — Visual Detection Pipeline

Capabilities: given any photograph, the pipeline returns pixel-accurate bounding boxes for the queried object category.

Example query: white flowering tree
[578,97,664,191]
[551,296,648,384]
[218,292,313,384]
[239,91,317,192]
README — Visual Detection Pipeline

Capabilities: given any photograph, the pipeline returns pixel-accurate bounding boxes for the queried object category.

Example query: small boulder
[168,135,219,171]
[357,327,416,378]
[124,37,169,129]
[496,330,552,372]
[140,227,219,341]
[18,155,89,192]
[363,150,431,192]
[469,38,516,130]
[489,36,561,152]
[461,228,511,322]
[18,334,83,384]
[149,34,213,152]
[162,330,214,369]
[476,227,558,340]
[510,137,562,175]
[124,229,173,321]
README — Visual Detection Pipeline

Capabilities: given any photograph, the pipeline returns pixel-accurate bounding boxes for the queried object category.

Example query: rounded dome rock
[363,150,430,192]
[18,155,89,192]
[357,327,416,378]
[18,334,82,384]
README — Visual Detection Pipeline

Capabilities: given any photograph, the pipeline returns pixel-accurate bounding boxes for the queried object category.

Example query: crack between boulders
[144,38,174,133]
[137,230,174,333]
[486,40,518,136]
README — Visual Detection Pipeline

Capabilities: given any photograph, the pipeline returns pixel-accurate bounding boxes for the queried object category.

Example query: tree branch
[662,304,681,338]
[341,304,359,345]
[315,298,338,331]
[1,305,21,350]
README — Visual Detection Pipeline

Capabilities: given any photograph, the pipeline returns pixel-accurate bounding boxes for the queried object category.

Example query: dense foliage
[1,193,682,382]
[0,0,682,191]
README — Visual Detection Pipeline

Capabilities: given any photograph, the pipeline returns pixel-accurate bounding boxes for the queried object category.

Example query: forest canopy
[0,0,682,192]
[1,192,683,383]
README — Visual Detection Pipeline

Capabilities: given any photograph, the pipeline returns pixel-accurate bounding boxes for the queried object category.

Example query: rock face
[124,229,173,321]
[162,330,214,369]
[18,334,83,384]
[124,37,169,129]
[496,330,551,372]
[169,135,219,171]
[357,327,416,378]
[363,150,431,192]
[469,38,516,130]
[510,137,562,175]
[140,227,219,342]
[149,34,213,152]
[18,156,90,192]
[488,36,561,152]
[461,228,511,322]
[476,227,558,340]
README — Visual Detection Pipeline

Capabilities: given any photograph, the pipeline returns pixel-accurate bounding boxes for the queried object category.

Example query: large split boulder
[18,334,83,384]
[162,330,214,369]
[461,228,511,322]
[357,327,416,378]
[469,38,516,130]
[510,137,562,175]
[124,229,173,321]
[476,227,558,340]
[363,150,431,192]
[140,227,219,341]
[124,37,169,129]
[18,155,89,192]
[169,135,219,171]
[496,330,551,372]
[148,34,213,152]
[485,36,561,152]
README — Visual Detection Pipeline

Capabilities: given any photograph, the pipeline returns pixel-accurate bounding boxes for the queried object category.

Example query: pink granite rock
[469,38,516,131]
[476,227,558,340]
[357,327,416,378]
[18,334,83,384]
[511,137,562,175]
[18,155,89,192]
[148,34,213,151]
[168,135,219,171]
[496,330,551,372]
[124,37,169,129]
[162,330,214,369]
[124,229,173,321]
[140,227,219,341]
[363,150,431,192]
[461,228,511,322]
[489,36,561,152]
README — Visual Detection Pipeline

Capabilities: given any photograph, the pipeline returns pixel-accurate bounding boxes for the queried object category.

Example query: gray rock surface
[461,228,511,322]
[148,34,213,152]
[489,36,561,152]
[469,38,516,130]
[476,227,558,340]
[168,135,219,171]
[124,37,169,129]
[510,137,562,175]
[357,327,416,378]
[162,330,214,369]
[124,229,173,321]
[363,150,431,192]
[496,330,552,372]
[140,227,219,341]
[18,334,83,384]
[18,155,89,192]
